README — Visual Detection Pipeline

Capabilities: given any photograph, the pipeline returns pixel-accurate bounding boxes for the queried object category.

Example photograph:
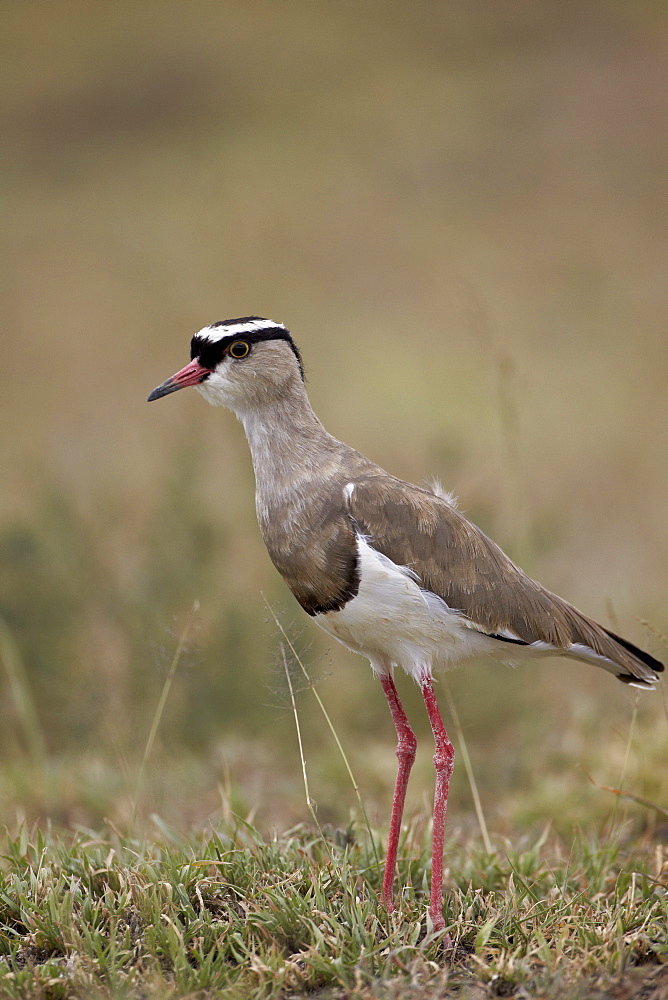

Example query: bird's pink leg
[379,673,417,913]
[421,676,455,939]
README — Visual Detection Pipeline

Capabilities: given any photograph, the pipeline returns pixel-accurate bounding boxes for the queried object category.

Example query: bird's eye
[228,340,250,359]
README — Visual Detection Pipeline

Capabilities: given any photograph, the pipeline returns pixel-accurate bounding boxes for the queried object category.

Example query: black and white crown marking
[191,316,304,379]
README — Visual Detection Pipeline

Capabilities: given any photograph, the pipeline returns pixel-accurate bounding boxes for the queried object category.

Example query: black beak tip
[147,380,179,402]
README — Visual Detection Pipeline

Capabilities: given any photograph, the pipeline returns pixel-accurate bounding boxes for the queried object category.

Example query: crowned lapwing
[148,317,663,939]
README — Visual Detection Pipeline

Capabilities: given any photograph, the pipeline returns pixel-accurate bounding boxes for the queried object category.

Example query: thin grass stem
[281,644,326,843]
[0,615,47,772]
[579,764,668,821]
[442,679,492,853]
[132,601,199,820]
[608,694,638,833]
[263,596,379,861]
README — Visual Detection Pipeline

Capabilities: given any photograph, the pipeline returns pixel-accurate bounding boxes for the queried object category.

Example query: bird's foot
[382,888,395,915]
[430,909,453,948]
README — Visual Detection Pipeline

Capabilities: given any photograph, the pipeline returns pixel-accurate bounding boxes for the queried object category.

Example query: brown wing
[348,472,662,685]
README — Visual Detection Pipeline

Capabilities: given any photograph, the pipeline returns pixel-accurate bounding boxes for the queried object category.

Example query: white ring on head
[196,319,287,343]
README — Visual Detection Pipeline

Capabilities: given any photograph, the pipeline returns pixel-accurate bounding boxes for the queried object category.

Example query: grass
[0,819,665,999]
[0,529,665,997]
[0,624,665,999]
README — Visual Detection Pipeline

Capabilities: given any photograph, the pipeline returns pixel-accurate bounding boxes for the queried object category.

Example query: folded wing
[347,473,663,687]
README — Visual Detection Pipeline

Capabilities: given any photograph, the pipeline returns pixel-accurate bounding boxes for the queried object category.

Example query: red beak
[147,359,212,401]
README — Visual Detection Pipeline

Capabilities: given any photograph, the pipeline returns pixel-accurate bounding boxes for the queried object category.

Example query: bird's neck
[239,385,344,502]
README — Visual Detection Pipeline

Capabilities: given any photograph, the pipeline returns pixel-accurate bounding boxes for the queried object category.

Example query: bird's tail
[600,627,664,689]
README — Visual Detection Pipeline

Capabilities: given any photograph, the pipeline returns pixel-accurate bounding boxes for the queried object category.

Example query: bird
[148,316,663,940]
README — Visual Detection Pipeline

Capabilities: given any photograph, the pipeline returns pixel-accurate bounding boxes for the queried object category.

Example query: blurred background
[1,0,666,840]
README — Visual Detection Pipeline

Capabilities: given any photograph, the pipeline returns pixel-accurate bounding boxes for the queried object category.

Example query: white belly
[314,535,493,680]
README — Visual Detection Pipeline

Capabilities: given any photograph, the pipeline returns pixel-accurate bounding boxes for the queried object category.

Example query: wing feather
[347,472,662,685]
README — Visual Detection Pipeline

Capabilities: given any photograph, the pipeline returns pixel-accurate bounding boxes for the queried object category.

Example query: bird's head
[147,317,304,415]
